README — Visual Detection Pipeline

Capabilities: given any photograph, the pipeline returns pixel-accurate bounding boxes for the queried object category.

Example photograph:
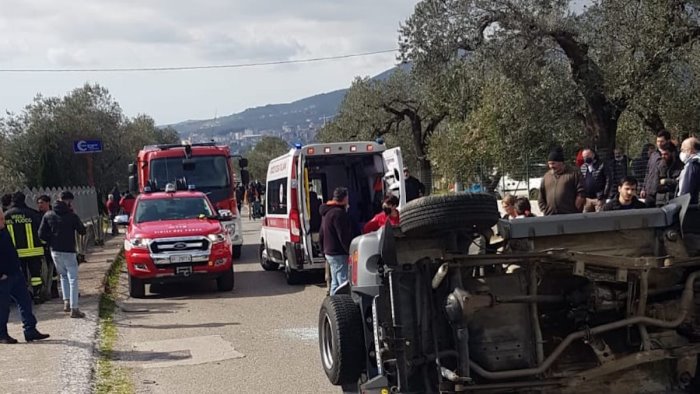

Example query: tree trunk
[417,158,432,196]
[584,104,621,162]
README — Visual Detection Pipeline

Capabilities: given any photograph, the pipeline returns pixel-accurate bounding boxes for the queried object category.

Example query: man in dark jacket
[38,191,87,318]
[403,168,425,202]
[538,147,585,215]
[607,148,629,189]
[36,194,59,299]
[580,148,611,212]
[5,192,46,303]
[0,207,50,344]
[642,130,672,200]
[319,187,353,295]
[602,177,647,211]
[647,143,683,207]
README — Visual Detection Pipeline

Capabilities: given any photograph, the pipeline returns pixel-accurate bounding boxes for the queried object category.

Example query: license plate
[176,266,192,276]
[170,255,192,264]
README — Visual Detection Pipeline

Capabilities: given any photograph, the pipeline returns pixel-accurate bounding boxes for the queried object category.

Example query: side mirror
[128,163,136,175]
[113,214,130,226]
[238,158,249,168]
[240,169,250,186]
[218,209,233,220]
[128,175,138,193]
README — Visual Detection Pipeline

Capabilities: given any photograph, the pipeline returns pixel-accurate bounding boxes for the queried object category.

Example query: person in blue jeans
[319,187,354,295]
[38,191,87,318]
[0,207,50,344]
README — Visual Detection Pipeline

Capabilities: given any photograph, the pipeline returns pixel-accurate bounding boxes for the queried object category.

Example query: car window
[134,197,214,223]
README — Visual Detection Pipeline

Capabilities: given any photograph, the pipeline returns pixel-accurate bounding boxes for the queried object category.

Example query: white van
[259,141,406,284]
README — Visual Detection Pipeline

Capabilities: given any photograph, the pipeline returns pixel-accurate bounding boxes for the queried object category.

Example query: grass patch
[94,250,133,394]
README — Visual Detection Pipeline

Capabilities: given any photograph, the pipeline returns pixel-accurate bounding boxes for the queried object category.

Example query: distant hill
[168,64,410,141]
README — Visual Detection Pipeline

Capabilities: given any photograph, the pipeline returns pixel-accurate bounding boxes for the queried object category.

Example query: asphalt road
[113,216,337,394]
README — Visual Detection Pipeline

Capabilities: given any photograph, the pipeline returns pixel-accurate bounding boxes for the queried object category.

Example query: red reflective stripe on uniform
[264,218,289,229]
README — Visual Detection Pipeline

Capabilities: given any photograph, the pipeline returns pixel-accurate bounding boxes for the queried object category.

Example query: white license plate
[170,255,192,263]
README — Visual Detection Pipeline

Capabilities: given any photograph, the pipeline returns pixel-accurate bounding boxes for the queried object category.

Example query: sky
[0,0,420,125]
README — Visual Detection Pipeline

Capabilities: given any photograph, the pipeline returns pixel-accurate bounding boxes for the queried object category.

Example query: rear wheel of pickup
[260,243,279,271]
[128,275,145,298]
[217,266,235,291]
[400,193,499,235]
[319,295,364,385]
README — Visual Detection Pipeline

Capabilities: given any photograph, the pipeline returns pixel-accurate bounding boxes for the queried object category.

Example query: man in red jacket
[119,192,136,216]
[363,195,400,234]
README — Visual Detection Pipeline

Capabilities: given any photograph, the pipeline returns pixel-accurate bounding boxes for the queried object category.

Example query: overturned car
[318,193,700,393]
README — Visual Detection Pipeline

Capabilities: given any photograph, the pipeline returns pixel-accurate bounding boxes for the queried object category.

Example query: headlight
[124,238,152,251]
[207,233,226,243]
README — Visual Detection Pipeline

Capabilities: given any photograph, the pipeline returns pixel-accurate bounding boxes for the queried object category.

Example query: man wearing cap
[538,147,585,215]
[4,191,46,303]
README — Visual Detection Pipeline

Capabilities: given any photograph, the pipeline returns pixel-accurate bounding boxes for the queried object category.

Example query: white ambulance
[259,141,406,284]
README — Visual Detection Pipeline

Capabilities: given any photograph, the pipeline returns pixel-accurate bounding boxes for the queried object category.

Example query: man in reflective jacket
[4,192,45,303]
[0,206,50,344]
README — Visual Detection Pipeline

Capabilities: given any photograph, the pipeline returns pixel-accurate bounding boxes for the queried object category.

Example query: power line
[0,49,398,73]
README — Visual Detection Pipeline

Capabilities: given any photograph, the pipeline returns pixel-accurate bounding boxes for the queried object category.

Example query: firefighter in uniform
[4,192,46,304]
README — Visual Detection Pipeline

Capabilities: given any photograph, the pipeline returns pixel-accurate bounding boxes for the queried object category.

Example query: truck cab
[123,185,234,298]
[128,143,247,259]
[259,141,406,284]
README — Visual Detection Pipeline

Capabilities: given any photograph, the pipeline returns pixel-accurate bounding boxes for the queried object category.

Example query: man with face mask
[319,187,354,295]
[538,147,585,215]
[677,137,700,204]
[362,195,400,234]
[579,148,612,212]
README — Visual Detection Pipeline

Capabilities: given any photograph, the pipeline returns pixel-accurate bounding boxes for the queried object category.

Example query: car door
[382,147,407,210]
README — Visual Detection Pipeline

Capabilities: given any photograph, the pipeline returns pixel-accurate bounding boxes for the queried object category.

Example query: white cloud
[0,0,420,124]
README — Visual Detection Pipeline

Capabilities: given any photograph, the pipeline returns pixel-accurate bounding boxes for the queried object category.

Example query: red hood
[130,219,223,238]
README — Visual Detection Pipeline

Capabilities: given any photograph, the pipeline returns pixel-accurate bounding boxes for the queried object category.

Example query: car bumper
[125,245,232,280]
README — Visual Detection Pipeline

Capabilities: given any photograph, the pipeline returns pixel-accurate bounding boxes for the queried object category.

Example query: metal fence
[10,186,105,253]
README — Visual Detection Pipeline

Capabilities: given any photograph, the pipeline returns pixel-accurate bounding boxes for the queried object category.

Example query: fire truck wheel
[232,245,242,259]
[400,193,499,235]
[217,267,235,292]
[285,258,303,285]
[318,295,364,385]
[128,275,145,298]
[260,243,279,271]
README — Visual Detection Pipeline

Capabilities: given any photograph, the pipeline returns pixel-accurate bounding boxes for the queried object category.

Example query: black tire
[318,295,364,385]
[128,275,146,298]
[529,188,540,200]
[217,267,235,291]
[400,193,499,235]
[260,244,279,271]
[232,245,242,259]
[285,258,303,285]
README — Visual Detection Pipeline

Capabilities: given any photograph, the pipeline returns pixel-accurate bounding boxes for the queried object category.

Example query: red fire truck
[128,143,247,258]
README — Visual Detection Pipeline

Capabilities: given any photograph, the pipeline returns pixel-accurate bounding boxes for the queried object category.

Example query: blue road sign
[73,139,103,154]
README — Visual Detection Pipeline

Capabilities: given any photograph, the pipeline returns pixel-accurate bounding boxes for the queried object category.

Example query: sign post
[73,139,103,187]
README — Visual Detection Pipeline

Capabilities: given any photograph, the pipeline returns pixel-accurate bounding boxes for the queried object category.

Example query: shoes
[63,301,71,312]
[0,335,18,344]
[24,330,50,342]
[70,309,86,318]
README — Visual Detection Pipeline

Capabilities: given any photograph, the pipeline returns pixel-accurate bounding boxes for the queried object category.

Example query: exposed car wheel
[319,295,364,385]
[232,245,242,259]
[128,275,146,298]
[400,193,499,235]
[285,258,303,285]
[217,266,235,291]
[260,244,279,271]
[529,188,540,200]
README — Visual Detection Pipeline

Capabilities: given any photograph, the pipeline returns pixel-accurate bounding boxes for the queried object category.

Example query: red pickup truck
[123,185,234,298]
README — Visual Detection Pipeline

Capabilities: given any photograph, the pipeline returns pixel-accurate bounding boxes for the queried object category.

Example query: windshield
[149,156,230,190]
[134,197,215,223]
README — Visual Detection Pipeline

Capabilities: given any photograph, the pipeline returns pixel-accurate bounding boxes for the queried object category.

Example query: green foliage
[245,136,291,182]
[0,84,178,193]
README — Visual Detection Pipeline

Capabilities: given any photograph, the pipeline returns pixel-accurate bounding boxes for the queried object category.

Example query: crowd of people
[1,190,88,344]
[537,134,699,216]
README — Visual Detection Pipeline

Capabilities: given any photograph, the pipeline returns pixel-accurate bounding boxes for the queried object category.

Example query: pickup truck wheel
[400,193,499,235]
[217,267,235,291]
[128,275,145,298]
[232,245,242,259]
[319,295,364,385]
[285,258,303,285]
[260,244,279,271]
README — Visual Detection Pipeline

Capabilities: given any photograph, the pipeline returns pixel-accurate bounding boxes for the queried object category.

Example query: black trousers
[20,257,43,296]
